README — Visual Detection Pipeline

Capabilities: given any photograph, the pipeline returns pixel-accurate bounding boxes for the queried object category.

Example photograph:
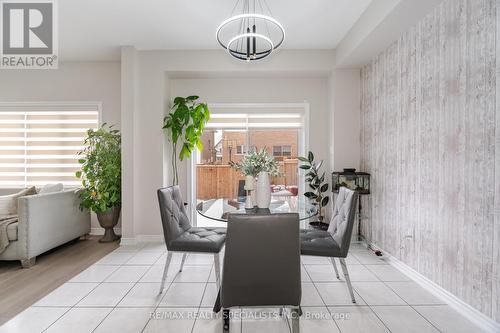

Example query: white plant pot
[256,171,271,209]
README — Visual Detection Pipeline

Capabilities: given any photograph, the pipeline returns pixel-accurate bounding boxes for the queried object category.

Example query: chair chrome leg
[179,253,187,272]
[339,258,356,303]
[159,252,172,294]
[330,257,340,279]
[214,253,221,287]
[291,307,300,333]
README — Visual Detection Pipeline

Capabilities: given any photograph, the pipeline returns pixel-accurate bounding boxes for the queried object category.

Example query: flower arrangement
[230,148,280,177]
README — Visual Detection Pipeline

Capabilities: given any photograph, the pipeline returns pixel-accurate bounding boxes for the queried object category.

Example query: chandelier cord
[257,0,271,44]
[230,0,242,16]
[262,0,273,16]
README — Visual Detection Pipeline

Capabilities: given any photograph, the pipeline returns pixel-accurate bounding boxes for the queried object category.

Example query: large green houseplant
[299,151,330,227]
[76,124,121,242]
[163,96,210,185]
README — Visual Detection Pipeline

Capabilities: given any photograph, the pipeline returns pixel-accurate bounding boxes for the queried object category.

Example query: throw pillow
[0,186,37,215]
[39,183,64,194]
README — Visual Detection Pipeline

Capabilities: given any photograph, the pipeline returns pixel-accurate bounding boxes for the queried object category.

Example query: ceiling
[59,0,372,61]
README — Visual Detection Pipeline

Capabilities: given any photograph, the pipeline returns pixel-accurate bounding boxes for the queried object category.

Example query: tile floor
[0,242,487,333]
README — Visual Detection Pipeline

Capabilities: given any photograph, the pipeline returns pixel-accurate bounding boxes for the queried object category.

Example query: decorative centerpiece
[298,151,330,230]
[230,148,280,209]
[76,124,121,243]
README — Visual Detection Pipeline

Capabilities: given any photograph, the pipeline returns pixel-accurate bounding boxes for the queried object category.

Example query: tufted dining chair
[300,187,359,303]
[214,213,301,333]
[157,186,226,294]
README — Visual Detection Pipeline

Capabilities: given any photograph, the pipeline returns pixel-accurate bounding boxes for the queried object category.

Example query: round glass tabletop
[196,196,318,222]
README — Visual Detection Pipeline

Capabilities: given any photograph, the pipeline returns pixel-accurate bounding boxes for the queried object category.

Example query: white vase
[256,171,271,209]
[250,178,257,206]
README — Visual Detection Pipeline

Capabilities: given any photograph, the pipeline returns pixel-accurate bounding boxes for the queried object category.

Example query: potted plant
[76,124,121,243]
[298,151,330,229]
[163,96,210,185]
[230,148,280,209]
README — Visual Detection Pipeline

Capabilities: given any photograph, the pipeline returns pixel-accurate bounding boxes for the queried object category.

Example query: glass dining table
[196,195,317,223]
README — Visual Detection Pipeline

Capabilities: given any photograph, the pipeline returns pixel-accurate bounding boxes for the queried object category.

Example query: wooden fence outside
[197,159,298,200]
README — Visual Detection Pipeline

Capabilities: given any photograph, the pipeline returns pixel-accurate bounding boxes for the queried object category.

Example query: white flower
[229,148,281,177]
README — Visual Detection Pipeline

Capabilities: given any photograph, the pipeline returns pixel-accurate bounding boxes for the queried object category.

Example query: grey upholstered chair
[214,213,301,333]
[300,187,359,303]
[157,186,226,294]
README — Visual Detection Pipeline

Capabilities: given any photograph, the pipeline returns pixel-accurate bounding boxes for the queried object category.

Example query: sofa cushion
[0,186,37,215]
[6,222,18,241]
[39,183,64,194]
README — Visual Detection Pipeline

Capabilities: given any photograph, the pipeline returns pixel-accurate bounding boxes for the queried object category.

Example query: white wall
[0,62,121,125]
[0,61,121,231]
[120,48,138,238]
[330,69,361,171]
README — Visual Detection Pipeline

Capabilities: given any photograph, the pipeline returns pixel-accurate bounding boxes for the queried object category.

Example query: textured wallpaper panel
[360,0,499,321]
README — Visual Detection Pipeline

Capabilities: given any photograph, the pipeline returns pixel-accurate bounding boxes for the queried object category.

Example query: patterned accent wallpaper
[360,0,499,321]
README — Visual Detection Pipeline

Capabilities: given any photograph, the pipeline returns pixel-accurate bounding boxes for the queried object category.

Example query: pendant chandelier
[216,0,285,62]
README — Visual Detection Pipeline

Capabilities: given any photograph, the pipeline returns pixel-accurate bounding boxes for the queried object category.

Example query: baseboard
[90,227,121,236]
[118,234,164,246]
[119,237,138,246]
[367,241,500,333]
[137,234,164,242]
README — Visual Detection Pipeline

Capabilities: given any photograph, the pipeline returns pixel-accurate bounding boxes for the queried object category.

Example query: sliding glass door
[194,106,307,227]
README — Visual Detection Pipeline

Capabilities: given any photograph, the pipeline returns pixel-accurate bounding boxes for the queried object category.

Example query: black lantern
[332,169,370,194]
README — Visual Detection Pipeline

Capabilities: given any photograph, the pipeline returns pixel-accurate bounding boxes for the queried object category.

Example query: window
[273,145,282,156]
[0,103,100,187]
[282,145,292,157]
[273,145,292,157]
[236,145,246,155]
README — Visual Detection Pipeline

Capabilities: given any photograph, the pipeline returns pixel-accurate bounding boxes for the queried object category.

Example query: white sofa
[0,188,90,268]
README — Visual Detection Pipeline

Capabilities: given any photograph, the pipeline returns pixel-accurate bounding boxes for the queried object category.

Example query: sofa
[0,188,90,268]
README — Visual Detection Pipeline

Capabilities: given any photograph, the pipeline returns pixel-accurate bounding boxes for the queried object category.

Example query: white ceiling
[59,0,372,61]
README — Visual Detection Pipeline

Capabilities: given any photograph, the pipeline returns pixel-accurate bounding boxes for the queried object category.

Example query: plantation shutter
[0,103,100,187]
